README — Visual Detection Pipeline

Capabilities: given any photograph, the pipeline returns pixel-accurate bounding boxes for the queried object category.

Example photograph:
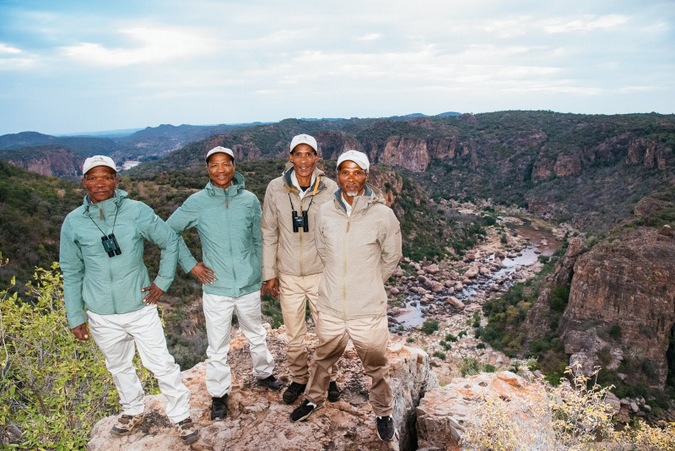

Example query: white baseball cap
[337,150,369,172]
[205,146,235,162]
[290,134,318,153]
[82,155,117,175]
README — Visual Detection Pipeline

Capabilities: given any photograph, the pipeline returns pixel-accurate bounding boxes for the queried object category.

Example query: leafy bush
[0,260,156,449]
[461,365,675,450]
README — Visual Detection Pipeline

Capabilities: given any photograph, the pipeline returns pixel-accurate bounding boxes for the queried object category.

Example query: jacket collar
[334,185,384,213]
[283,166,327,195]
[204,172,246,196]
[82,189,127,213]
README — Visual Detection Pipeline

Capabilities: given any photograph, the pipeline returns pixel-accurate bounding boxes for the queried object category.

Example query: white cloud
[59,26,217,67]
[0,43,22,54]
[358,33,382,41]
[542,14,628,34]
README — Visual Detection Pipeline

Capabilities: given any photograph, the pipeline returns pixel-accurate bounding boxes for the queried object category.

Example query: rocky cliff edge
[86,326,438,451]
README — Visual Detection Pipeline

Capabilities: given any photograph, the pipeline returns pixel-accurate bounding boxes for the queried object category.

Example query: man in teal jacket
[167,146,282,422]
[60,155,199,445]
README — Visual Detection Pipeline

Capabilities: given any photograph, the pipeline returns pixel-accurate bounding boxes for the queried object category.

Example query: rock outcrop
[559,226,675,389]
[87,327,437,451]
[2,146,82,177]
[416,371,545,450]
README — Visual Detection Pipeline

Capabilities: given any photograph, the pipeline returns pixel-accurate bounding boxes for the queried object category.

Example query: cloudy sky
[1,0,673,135]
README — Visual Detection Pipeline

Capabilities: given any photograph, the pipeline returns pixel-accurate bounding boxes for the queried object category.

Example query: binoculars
[292,210,309,233]
[101,233,122,257]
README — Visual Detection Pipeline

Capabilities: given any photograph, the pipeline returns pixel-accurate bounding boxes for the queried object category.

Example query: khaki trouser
[279,273,337,384]
[306,312,392,416]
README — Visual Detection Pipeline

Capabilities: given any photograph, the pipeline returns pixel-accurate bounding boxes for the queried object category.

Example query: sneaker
[327,381,341,402]
[258,374,284,391]
[211,394,228,420]
[289,399,319,422]
[376,416,396,441]
[110,413,144,436]
[176,417,199,445]
[282,382,307,404]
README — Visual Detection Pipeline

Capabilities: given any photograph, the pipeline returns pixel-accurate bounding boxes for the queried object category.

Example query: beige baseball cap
[205,146,235,162]
[337,150,369,172]
[82,155,117,175]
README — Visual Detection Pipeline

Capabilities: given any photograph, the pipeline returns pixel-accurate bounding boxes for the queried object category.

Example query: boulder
[416,372,545,450]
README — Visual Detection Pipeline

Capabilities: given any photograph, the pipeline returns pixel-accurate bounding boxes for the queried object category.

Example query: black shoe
[376,416,396,441]
[258,374,284,391]
[289,399,319,422]
[283,382,307,404]
[327,381,341,402]
[211,394,228,421]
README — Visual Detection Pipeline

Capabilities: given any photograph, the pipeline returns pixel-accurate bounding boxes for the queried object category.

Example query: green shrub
[0,262,156,449]
[420,320,440,335]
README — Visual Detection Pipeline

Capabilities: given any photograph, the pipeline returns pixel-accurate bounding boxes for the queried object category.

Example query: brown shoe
[176,417,199,445]
[111,414,144,436]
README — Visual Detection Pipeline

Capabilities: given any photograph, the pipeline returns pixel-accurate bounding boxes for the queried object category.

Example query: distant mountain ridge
[0,112,462,171]
[1,110,673,237]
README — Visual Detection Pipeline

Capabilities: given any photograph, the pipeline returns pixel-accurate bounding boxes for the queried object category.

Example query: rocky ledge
[87,327,437,451]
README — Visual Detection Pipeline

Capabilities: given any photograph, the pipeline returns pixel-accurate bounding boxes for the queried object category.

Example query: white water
[395,245,544,329]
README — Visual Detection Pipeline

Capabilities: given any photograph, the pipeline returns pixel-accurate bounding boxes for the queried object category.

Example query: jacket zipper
[342,215,350,320]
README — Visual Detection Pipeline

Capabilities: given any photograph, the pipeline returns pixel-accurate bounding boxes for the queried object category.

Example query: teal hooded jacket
[167,173,263,298]
[59,190,179,329]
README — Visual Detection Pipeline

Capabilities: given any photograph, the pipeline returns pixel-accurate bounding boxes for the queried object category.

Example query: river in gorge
[394,220,561,329]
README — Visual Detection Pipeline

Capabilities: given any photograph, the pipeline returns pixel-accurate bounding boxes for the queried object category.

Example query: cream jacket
[261,166,338,280]
[315,185,402,320]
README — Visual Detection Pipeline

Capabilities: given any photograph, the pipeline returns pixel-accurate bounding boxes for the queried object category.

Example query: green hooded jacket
[167,172,262,297]
[60,189,179,329]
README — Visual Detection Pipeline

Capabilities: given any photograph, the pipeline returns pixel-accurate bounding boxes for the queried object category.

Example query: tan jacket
[261,166,338,280]
[315,185,402,320]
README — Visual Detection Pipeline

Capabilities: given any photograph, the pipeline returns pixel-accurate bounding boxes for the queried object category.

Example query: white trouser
[87,305,191,423]
[203,291,275,397]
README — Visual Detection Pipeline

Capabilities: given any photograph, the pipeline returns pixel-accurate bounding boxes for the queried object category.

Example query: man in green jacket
[289,150,402,442]
[60,155,199,445]
[167,146,283,422]
[261,133,341,404]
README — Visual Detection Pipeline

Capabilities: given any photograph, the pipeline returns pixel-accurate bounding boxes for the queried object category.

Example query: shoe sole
[181,433,199,445]
[110,418,144,436]
[260,384,283,391]
[290,405,322,422]
[377,427,398,442]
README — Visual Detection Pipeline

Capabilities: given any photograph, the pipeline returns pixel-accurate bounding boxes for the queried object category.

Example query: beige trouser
[306,312,392,416]
[279,273,337,384]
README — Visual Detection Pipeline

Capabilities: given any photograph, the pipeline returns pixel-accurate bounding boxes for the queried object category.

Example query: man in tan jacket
[261,134,341,404]
[289,150,402,442]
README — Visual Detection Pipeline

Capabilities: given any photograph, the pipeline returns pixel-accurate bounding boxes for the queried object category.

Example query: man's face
[82,166,118,204]
[338,161,368,200]
[289,144,318,180]
[207,153,235,189]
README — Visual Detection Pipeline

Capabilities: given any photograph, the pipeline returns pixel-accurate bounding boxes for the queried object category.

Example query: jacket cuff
[154,275,174,292]
[67,310,88,330]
